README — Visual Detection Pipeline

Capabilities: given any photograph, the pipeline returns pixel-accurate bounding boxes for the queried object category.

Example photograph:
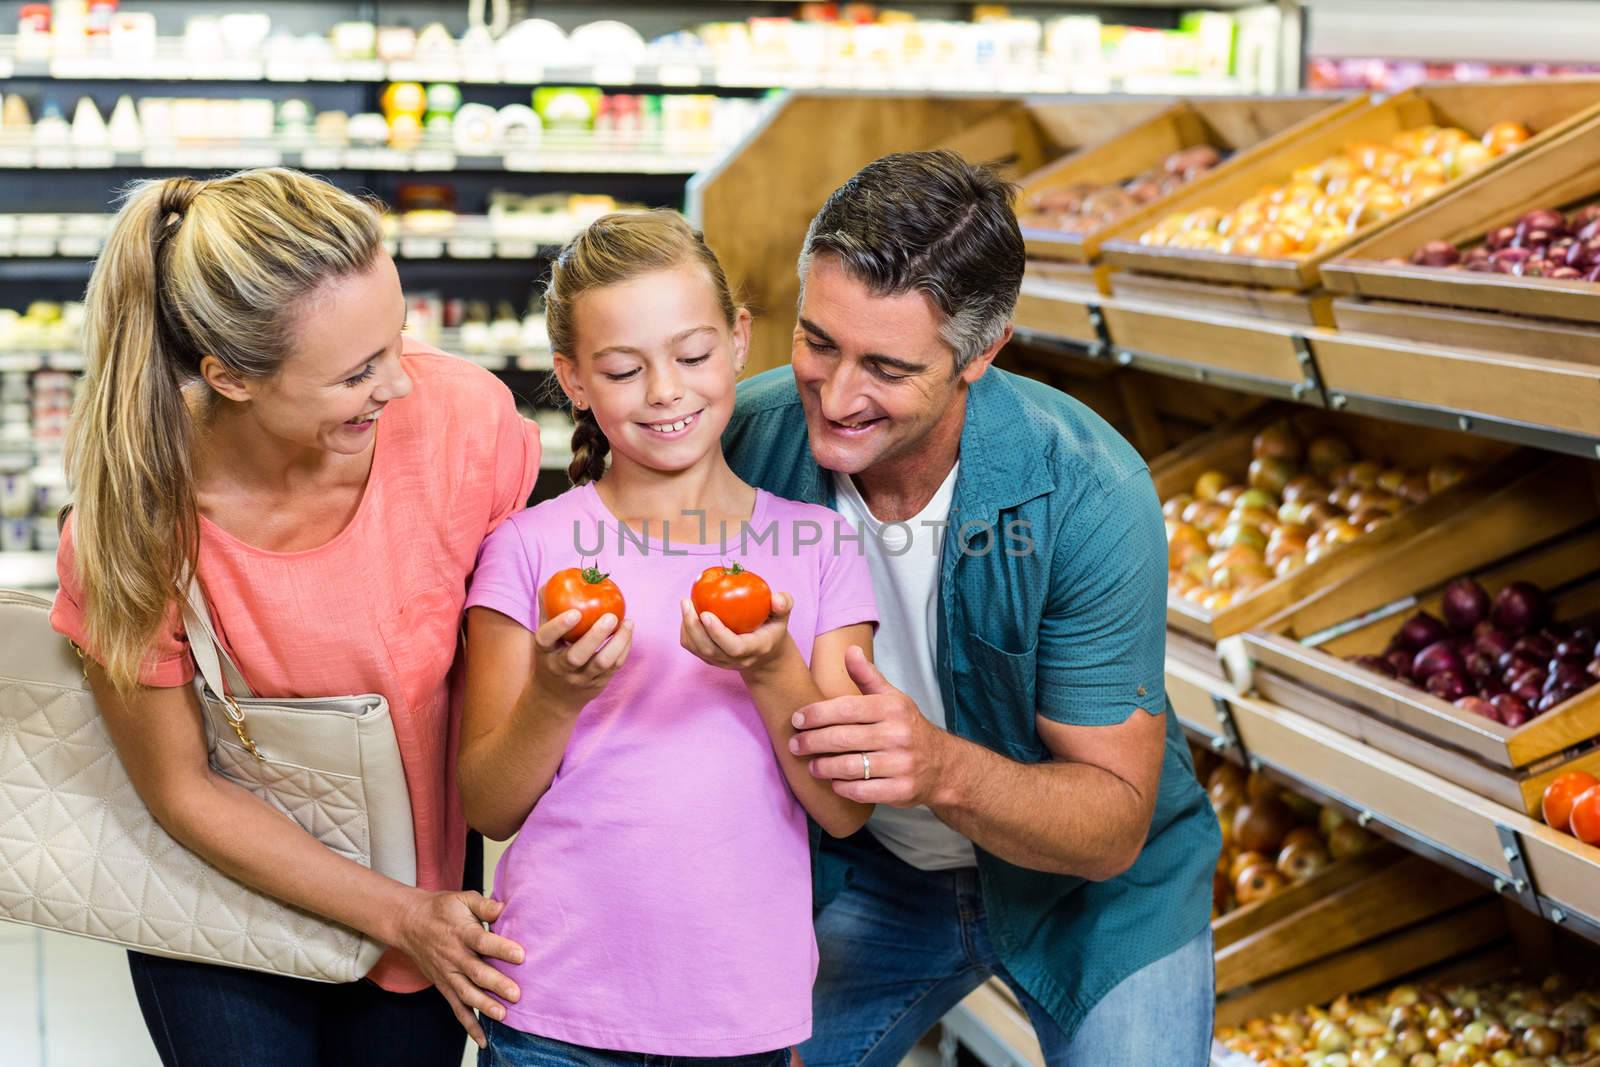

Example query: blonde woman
[50,169,536,1066]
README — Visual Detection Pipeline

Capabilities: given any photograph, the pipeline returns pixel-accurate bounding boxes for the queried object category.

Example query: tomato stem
[724,561,744,575]
[581,566,611,584]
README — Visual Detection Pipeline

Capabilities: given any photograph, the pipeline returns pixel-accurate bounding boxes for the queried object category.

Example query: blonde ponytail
[68,169,382,691]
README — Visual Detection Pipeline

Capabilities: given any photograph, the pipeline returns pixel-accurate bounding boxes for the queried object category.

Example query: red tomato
[1542,771,1600,834]
[1569,785,1600,846]
[691,563,772,634]
[541,566,625,641]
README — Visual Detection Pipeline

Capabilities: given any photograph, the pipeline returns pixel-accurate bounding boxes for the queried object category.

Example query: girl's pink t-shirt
[465,481,878,1056]
[50,341,541,992]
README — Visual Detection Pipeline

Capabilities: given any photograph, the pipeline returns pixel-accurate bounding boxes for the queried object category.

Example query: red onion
[1398,612,1449,652]
[1514,633,1556,661]
[1413,640,1466,681]
[1492,693,1533,727]
[1555,638,1591,663]
[1547,660,1590,692]
[1426,671,1471,702]
[1465,651,1498,679]
[1486,225,1517,250]
[1385,649,1415,679]
[1411,240,1461,267]
[1475,628,1514,661]
[1492,582,1550,635]
[1350,654,1396,678]
[1442,578,1491,633]
[1512,675,1545,704]
[1454,696,1497,719]
[1493,247,1533,274]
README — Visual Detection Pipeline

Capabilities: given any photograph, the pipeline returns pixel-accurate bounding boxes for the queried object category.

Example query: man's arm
[927,711,1166,879]
[792,651,1165,880]
[793,468,1170,880]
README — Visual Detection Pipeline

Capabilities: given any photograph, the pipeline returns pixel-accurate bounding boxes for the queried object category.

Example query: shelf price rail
[1168,655,1600,948]
[1012,281,1600,462]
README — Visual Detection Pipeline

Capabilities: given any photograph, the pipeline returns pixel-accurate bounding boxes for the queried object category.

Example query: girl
[459,210,879,1067]
[52,169,531,1065]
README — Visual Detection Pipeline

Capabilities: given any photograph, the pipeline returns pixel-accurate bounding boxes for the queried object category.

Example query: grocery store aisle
[0,837,942,1067]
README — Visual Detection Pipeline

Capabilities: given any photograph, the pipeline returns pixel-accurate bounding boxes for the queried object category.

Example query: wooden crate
[692,93,1170,375]
[1245,515,1600,816]
[1322,110,1600,328]
[1214,852,1503,1029]
[1101,79,1600,292]
[1158,406,1519,643]
[1017,95,1361,268]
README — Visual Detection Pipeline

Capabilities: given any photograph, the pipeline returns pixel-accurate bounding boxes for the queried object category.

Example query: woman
[50,168,536,1066]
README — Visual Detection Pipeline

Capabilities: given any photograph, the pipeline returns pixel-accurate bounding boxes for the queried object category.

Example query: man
[721,151,1221,1067]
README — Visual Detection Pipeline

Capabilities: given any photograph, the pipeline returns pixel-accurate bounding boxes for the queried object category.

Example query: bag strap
[179,577,254,700]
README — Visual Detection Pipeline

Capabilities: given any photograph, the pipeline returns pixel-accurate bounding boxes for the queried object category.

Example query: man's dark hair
[798,150,1025,370]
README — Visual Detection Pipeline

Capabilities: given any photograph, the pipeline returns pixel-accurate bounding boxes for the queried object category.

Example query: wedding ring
[862,752,871,781]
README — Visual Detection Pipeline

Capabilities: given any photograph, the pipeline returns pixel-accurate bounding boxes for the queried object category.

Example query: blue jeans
[800,832,1214,1067]
[127,949,463,1066]
[480,1019,793,1067]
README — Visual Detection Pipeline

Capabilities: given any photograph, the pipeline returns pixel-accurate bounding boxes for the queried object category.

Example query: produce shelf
[1168,656,1600,945]
[1012,270,1600,460]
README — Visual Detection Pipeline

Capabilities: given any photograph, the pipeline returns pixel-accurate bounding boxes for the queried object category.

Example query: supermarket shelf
[0,44,1255,96]
[1010,279,1600,459]
[0,351,85,372]
[1166,656,1600,947]
[0,216,576,262]
[0,550,57,590]
[0,141,721,175]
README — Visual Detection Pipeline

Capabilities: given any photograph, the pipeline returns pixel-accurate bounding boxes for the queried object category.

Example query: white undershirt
[832,465,977,871]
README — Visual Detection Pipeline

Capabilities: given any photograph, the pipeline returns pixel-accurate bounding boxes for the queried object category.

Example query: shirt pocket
[377,583,463,713]
[958,632,1047,763]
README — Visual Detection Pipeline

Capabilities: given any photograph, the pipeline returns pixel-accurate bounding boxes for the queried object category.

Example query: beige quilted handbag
[0,581,416,982]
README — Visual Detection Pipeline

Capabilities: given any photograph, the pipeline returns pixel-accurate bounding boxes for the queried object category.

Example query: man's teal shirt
[722,364,1221,1038]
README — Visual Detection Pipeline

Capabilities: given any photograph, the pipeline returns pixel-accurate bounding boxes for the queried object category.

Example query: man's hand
[790,645,949,807]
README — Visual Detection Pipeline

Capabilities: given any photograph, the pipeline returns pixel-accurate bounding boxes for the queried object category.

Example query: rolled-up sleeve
[1034,470,1167,727]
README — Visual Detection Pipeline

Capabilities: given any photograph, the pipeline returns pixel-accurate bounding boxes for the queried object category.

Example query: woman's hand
[532,609,633,715]
[679,593,795,677]
[390,888,525,1048]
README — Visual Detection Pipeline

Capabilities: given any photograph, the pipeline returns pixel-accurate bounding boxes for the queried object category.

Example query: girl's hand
[679,593,794,677]
[532,610,633,715]
[391,888,524,1048]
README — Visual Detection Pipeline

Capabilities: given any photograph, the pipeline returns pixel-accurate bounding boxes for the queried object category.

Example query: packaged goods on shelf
[1311,56,1600,93]
[1,6,1270,93]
